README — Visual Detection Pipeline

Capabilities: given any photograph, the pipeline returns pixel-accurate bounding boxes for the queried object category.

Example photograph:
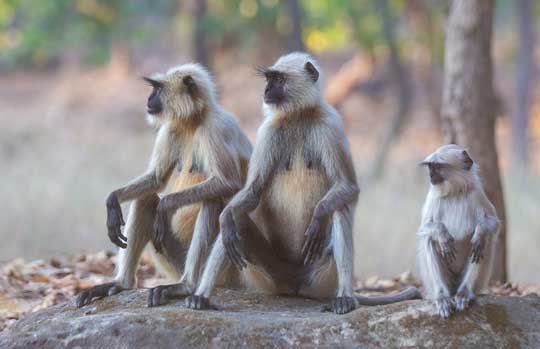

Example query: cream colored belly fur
[168,169,207,244]
[253,159,329,264]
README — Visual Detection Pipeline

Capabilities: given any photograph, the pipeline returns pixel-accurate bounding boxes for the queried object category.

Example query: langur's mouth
[430,178,444,185]
[147,107,162,115]
[264,97,282,105]
[264,94,286,105]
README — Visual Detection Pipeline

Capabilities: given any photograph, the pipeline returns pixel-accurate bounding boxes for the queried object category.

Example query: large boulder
[1,289,539,348]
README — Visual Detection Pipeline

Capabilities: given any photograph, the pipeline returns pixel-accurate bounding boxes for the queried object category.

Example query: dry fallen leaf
[30,275,50,283]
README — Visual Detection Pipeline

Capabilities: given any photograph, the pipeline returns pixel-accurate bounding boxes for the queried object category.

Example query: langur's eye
[431,163,442,172]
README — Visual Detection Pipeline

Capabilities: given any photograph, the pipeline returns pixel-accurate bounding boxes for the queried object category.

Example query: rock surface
[1,289,539,348]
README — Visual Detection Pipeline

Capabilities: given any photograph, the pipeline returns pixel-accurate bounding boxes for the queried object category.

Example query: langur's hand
[106,193,126,248]
[220,209,246,269]
[470,233,485,264]
[302,215,327,265]
[437,232,456,264]
[153,199,171,254]
[427,222,455,263]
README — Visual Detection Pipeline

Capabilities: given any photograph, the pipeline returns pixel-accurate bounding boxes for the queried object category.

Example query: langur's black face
[427,163,446,185]
[422,148,474,185]
[143,77,164,115]
[260,62,320,106]
[262,70,287,105]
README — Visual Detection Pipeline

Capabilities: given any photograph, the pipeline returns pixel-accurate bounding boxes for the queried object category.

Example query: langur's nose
[147,97,163,114]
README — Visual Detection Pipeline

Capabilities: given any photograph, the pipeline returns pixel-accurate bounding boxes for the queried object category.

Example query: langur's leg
[300,209,363,314]
[417,232,458,319]
[76,194,158,308]
[455,234,495,311]
[185,234,230,310]
[187,211,291,310]
[305,210,420,315]
[147,200,222,307]
[327,210,356,314]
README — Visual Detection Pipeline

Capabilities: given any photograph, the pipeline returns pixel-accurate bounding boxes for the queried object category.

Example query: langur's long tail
[355,287,421,306]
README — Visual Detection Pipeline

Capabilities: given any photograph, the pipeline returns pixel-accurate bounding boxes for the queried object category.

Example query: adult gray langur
[76,63,252,307]
[186,52,421,314]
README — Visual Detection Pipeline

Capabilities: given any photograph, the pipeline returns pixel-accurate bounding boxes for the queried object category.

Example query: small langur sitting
[186,52,420,314]
[76,64,251,307]
[417,144,500,318]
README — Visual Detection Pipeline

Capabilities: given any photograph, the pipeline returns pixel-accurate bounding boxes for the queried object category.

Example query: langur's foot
[331,296,357,315]
[185,295,219,310]
[146,282,191,307]
[76,282,125,308]
[435,297,454,319]
[454,287,475,311]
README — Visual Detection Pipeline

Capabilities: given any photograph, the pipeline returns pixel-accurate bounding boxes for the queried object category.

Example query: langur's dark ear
[183,75,197,94]
[462,150,473,170]
[304,62,319,82]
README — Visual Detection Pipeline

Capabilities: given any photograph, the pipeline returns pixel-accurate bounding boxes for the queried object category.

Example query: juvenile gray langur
[76,63,252,307]
[417,144,500,318]
[186,52,420,314]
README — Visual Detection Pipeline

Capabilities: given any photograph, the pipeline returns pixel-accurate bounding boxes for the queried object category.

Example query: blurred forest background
[0,0,539,285]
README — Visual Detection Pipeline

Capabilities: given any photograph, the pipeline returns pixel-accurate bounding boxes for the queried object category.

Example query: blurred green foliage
[0,0,451,69]
[0,0,175,67]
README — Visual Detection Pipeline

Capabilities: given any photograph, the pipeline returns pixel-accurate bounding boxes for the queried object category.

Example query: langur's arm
[152,175,241,253]
[470,213,500,263]
[109,170,173,205]
[221,129,282,269]
[106,131,177,248]
[468,189,500,263]
[156,137,244,213]
[418,220,457,263]
[303,136,359,264]
[159,176,240,210]
[311,181,359,220]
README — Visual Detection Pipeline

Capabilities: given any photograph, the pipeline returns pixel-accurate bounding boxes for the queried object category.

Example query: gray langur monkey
[417,144,500,318]
[185,52,420,314]
[76,63,252,307]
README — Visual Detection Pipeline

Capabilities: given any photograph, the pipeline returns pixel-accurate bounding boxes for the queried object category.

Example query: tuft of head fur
[422,144,480,197]
[262,52,324,116]
[145,63,217,127]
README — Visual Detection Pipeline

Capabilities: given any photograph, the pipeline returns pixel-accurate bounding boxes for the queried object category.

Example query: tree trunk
[285,0,305,52]
[514,0,533,168]
[441,0,507,282]
[192,0,209,68]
